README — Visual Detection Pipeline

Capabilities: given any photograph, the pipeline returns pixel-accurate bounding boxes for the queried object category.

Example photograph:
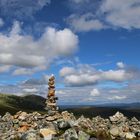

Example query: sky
[0,0,140,105]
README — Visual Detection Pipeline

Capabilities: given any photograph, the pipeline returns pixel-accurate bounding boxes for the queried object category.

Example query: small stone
[18,112,28,121]
[40,128,56,138]
[2,112,13,121]
[64,128,78,140]
[57,119,70,129]
[125,132,136,139]
[78,131,90,140]
[109,112,126,123]
[21,131,38,140]
[13,119,19,124]
[46,116,55,121]
[18,125,29,132]
[131,117,138,122]
[109,127,119,137]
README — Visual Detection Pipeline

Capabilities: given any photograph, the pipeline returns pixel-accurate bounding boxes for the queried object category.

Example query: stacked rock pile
[45,75,58,115]
[0,111,139,140]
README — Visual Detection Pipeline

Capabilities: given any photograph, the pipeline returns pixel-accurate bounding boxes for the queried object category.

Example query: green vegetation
[0,93,46,115]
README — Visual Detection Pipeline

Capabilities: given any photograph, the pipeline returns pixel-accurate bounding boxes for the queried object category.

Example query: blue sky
[0,0,140,105]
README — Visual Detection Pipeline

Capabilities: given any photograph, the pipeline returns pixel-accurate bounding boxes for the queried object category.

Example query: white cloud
[23,88,38,93]
[108,95,127,100]
[0,21,78,75]
[59,67,76,77]
[56,90,65,94]
[60,64,99,86]
[0,18,4,27]
[67,13,105,32]
[101,69,133,82]
[117,62,125,69]
[100,0,140,29]
[59,63,137,87]
[90,88,100,96]
[67,0,140,31]
[12,68,34,75]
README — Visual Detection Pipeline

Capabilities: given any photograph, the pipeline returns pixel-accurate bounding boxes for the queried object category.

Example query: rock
[13,119,19,124]
[109,127,119,137]
[131,117,138,122]
[0,115,2,121]
[48,110,56,116]
[61,111,76,127]
[109,112,127,123]
[57,119,70,129]
[40,128,56,138]
[64,128,78,140]
[2,112,13,121]
[62,111,76,121]
[18,125,29,132]
[0,111,139,140]
[21,131,38,140]
[78,131,90,140]
[18,112,28,121]
[46,116,56,121]
[125,132,136,139]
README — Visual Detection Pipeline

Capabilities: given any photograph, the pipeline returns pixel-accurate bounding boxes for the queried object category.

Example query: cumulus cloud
[100,69,133,82]
[100,0,140,29]
[0,0,51,20]
[117,62,125,69]
[60,64,99,86]
[0,21,78,75]
[90,88,100,96]
[23,88,38,93]
[67,13,105,32]
[67,0,140,32]
[59,63,138,87]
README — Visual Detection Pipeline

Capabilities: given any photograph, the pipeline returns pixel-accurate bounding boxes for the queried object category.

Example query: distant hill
[95,102,140,109]
[0,93,46,115]
[0,93,140,119]
[62,105,140,120]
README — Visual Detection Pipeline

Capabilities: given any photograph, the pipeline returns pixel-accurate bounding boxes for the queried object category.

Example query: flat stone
[40,128,56,138]
[46,116,55,121]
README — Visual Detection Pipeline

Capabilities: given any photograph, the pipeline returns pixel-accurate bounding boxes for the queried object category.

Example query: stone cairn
[45,75,58,114]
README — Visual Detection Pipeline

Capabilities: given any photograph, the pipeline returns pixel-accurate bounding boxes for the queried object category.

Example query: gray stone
[109,112,127,123]
[57,119,70,129]
[64,128,78,140]
[78,131,90,140]
[21,131,39,140]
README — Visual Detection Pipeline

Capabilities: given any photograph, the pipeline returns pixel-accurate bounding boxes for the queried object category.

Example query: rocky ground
[0,111,140,140]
